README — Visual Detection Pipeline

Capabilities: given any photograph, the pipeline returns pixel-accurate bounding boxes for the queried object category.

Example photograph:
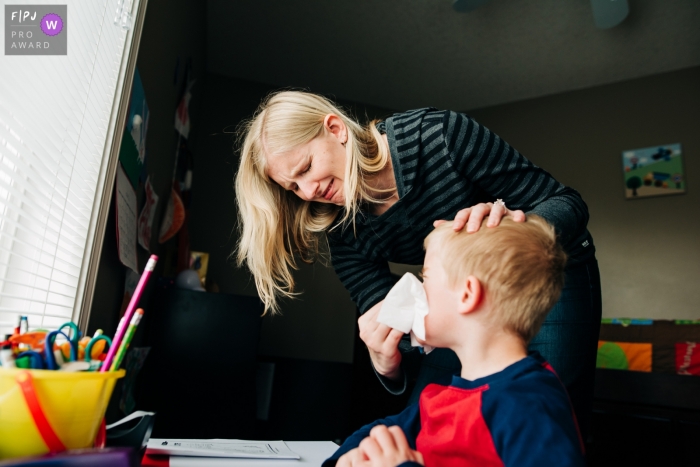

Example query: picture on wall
[622,143,685,199]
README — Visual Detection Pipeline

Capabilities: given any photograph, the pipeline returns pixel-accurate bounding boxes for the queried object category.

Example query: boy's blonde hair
[424,216,567,343]
[234,91,390,314]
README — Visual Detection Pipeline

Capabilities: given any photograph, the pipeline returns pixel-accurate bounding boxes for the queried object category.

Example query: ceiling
[207,0,700,111]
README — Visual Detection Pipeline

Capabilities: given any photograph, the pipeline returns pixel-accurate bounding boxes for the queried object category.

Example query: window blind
[0,0,144,337]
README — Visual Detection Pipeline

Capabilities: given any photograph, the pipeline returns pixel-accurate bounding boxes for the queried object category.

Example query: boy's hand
[358,301,404,381]
[336,447,368,467]
[358,426,424,467]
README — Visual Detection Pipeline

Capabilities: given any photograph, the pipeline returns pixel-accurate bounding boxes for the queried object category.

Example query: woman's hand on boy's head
[356,425,424,467]
[434,202,526,233]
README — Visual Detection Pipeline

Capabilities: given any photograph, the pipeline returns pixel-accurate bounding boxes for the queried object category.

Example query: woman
[235,91,601,439]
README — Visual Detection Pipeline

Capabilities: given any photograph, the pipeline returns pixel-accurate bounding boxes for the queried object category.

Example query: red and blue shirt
[324,353,585,467]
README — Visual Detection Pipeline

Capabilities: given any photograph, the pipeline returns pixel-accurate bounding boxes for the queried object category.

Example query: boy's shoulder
[417,355,585,466]
[478,354,584,455]
[436,353,576,432]
[445,353,564,392]
[480,352,571,405]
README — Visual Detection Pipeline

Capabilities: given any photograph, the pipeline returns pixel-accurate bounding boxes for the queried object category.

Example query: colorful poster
[174,80,194,139]
[137,177,159,251]
[596,341,652,372]
[676,342,700,376]
[622,143,685,199]
[118,131,141,190]
[127,68,149,165]
[158,185,185,243]
[115,164,138,273]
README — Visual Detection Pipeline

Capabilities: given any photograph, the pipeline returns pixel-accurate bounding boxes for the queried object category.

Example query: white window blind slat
[0,0,144,337]
[0,261,78,292]
[0,124,69,190]
[0,284,76,305]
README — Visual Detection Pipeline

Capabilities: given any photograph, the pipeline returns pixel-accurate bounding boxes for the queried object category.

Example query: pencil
[109,308,144,371]
[101,255,158,372]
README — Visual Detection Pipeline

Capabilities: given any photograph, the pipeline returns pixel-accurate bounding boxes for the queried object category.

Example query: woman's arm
[328,231,408,391]
[441,111,590,249]
[328,230,396,314]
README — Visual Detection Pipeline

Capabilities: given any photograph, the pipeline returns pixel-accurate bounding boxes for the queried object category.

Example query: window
[0,0,145,337]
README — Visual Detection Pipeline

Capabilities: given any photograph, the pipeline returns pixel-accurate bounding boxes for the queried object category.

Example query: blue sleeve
[481,378,586,467]
[322,403,422,467]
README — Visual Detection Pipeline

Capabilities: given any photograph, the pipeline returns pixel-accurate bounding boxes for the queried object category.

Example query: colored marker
[19,316,28,334]
[0,338,15,368]
[102,254,157,372]
[109,308,144,371]
[18,316,29,351]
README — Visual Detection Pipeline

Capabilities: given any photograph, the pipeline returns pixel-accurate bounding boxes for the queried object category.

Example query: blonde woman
[235,91,601,439]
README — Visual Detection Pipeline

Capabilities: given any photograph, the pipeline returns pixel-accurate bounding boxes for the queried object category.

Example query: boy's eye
[301,163,311,175]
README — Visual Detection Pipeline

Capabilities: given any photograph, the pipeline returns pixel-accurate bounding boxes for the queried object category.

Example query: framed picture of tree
[622,143,685,199]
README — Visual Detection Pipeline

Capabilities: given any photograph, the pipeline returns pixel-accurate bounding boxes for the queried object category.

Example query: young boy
[323,216,585,467]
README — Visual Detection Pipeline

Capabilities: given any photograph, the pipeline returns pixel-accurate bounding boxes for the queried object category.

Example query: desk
[143,441,338,467]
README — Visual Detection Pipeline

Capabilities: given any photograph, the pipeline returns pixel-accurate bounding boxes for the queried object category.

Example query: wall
[188,67,700,364]
[467,66,700,320]
[88,0,208,333]
[187,74,395,363]
[91,4,698,360]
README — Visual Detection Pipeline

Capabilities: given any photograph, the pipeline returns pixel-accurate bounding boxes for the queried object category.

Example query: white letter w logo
[45,20,58,30]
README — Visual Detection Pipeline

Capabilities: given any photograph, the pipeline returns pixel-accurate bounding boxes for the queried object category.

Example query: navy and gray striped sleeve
[442,111,590,249]
[327,230,396,314]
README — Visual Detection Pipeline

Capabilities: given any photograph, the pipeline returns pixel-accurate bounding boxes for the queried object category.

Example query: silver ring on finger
[494,199,507,211]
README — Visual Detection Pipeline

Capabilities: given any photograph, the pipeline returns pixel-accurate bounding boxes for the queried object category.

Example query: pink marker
[101,255,158,372]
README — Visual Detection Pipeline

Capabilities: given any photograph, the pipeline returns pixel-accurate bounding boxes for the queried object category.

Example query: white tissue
[377,273,434,354]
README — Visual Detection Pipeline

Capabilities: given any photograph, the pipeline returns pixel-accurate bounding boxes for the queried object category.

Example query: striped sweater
[327,108,595,314]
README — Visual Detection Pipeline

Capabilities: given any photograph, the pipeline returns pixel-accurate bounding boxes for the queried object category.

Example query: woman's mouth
[322,179,334,200]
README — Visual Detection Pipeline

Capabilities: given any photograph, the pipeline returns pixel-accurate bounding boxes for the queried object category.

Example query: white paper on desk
[146,439,300,459]
[168,441,338,467]
[377,273,434,354]
[116,163,138,273]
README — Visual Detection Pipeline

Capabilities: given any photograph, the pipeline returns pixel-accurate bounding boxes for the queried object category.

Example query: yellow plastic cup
[0,367,125,459]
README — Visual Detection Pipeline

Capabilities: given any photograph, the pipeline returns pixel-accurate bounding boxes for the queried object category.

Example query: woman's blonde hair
[235,91,390,315]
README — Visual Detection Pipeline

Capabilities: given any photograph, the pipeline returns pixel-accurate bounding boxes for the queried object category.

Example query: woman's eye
[301,163,311,175]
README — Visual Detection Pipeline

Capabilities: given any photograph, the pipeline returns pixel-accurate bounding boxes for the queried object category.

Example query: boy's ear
[457,275,483,315]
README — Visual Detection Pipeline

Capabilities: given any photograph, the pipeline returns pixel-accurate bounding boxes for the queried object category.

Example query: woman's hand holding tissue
[358,301,404,381]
